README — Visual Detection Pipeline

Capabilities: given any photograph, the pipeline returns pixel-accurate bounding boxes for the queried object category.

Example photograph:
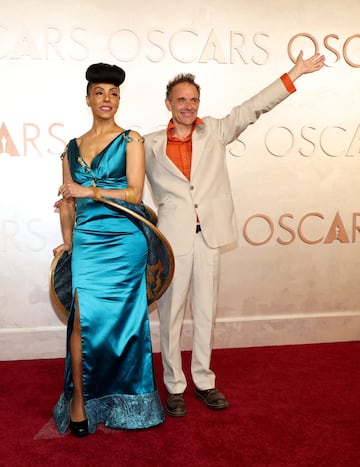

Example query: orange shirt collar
[167,117,204,140]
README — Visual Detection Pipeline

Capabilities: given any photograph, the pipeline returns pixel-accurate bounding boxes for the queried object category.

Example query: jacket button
[194,204,198,208]
[190,185,194,190]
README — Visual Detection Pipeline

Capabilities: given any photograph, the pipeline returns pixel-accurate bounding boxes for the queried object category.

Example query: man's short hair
[166,73,201,101]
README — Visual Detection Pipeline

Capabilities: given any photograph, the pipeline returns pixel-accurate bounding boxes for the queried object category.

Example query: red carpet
[1,342,360,466]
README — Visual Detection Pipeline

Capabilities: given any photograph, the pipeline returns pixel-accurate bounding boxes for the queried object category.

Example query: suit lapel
[151,134,188,180]
[190,123,207,179]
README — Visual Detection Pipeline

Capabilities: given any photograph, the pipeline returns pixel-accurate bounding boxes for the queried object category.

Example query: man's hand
[288,50,325,82]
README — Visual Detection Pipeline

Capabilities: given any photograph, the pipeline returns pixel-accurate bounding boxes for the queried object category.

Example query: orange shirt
[166,117,204,180]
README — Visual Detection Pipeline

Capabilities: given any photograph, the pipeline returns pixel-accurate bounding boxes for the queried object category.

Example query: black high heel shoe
[69,419,89,438]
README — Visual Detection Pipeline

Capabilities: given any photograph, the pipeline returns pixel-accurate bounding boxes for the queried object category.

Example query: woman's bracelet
[91,186,101,199]
[124,187,136,204]
[91,185,135,203]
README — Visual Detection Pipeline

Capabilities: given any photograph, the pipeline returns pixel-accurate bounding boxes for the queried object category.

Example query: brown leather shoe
[166,392,187,417]
[195,388,229,410]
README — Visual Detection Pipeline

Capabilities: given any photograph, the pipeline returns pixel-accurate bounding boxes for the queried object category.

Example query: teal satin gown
[53,131,164,434]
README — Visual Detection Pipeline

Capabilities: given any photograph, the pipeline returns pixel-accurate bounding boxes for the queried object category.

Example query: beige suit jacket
[145,77,292,255]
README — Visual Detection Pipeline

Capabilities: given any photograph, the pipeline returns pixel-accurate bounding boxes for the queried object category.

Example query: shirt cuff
[280,73,296,94]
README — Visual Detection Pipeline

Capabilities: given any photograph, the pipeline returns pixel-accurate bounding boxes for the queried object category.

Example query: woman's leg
[69,294,87,421]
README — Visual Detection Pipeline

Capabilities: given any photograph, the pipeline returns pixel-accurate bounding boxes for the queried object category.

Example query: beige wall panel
[1,0,359,359]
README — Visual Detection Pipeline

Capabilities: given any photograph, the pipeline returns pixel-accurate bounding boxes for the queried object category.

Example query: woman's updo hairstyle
[86,63,126,95]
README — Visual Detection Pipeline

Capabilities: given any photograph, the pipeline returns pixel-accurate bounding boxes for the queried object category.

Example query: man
[144,51,325,417]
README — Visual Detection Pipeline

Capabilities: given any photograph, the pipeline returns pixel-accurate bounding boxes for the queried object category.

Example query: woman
[52,63,164,437]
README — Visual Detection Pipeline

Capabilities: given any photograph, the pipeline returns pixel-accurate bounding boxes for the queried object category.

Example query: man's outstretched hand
[288,51,325,82]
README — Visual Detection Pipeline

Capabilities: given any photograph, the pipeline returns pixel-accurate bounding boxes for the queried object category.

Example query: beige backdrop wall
[1,0,359,360]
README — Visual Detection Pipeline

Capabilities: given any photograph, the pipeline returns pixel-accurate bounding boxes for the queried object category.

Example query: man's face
[165,82,200,128]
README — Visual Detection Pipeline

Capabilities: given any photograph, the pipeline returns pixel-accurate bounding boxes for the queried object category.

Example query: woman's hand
[58,182,93,199]
[53,243,72,257]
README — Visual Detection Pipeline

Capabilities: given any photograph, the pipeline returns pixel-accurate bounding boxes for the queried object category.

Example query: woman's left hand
[58,182,92,199]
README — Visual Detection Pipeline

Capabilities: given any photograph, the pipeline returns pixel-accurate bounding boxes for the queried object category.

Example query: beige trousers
[158,231,220,394]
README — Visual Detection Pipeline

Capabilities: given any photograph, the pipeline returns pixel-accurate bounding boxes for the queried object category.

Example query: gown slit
[68,292,87,421]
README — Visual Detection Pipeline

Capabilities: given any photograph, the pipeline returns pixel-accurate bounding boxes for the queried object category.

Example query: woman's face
[86,83,120,120]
